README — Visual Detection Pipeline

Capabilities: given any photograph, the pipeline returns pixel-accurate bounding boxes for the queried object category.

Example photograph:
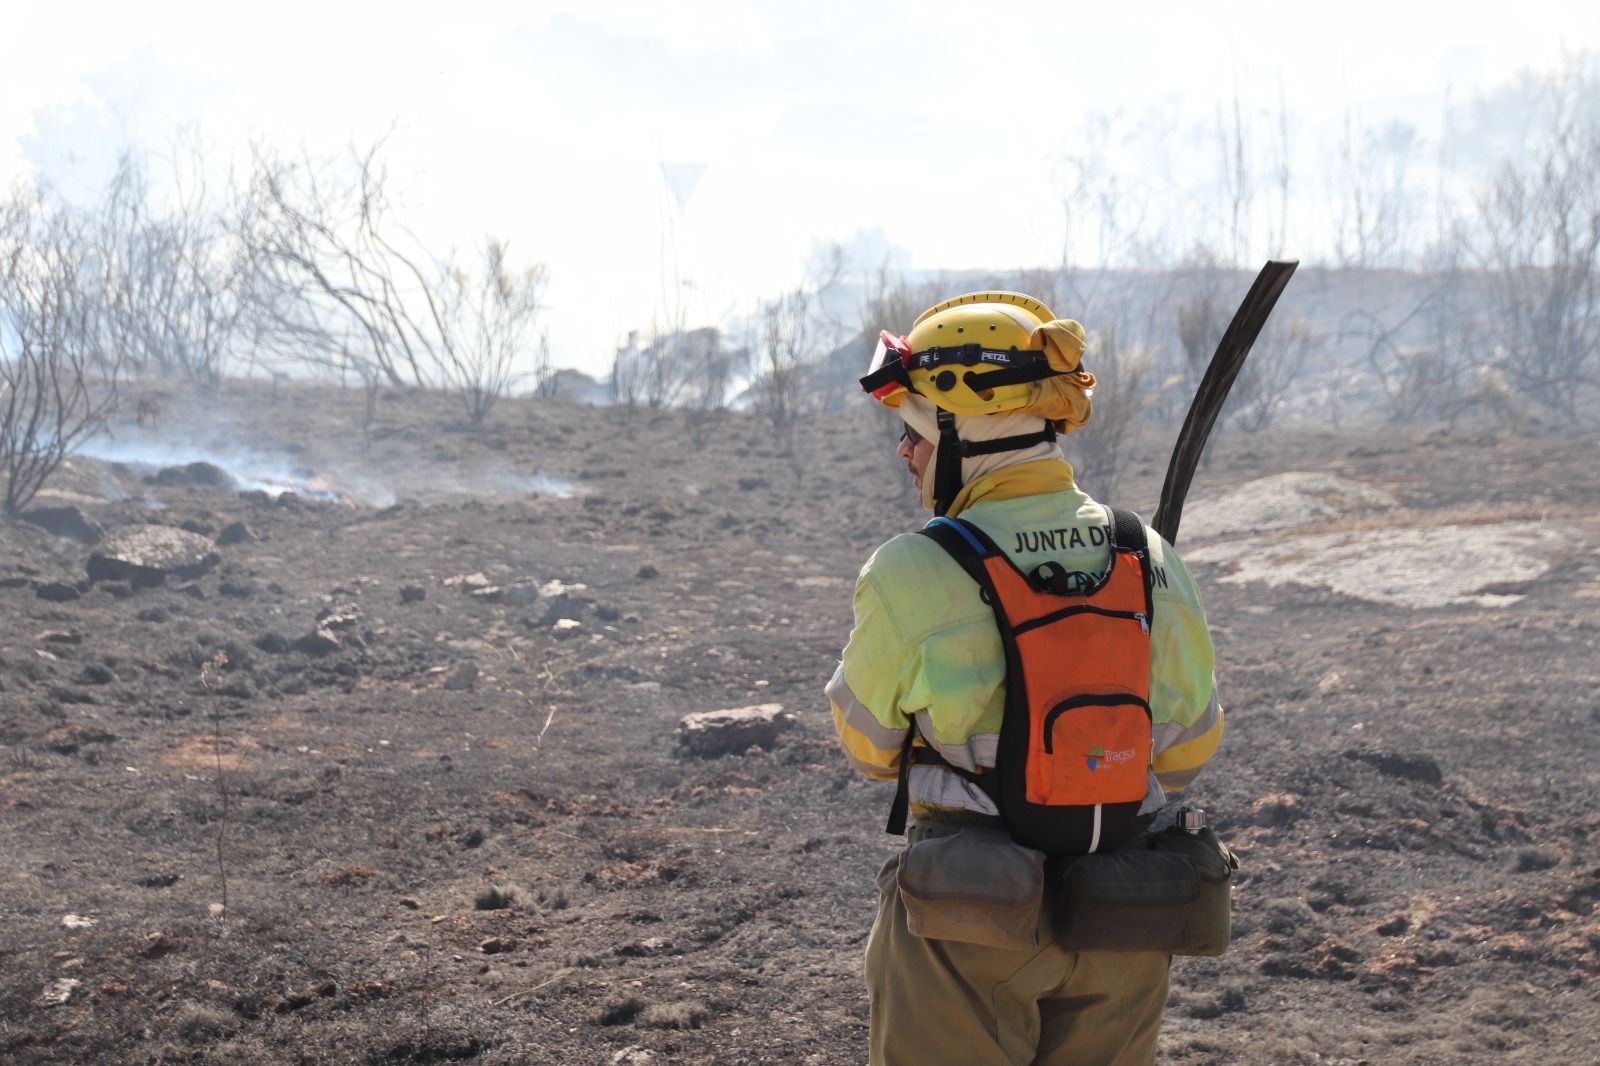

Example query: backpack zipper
[1013,605,1150,637]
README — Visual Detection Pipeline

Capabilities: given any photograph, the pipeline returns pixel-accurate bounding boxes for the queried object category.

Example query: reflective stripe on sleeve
[1154,761,1205,794]
[834,727,900,779]
[1152,701,1224,794]
[826,664,908,751]
[911,711,998,773]
[827,663,907,779]
[1153,689,1222,757]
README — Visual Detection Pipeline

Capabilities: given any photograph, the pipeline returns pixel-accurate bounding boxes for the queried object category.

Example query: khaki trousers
[865,853,1170,1066]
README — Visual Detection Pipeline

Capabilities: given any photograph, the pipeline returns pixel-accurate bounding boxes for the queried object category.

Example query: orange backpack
[888,508,1155,857]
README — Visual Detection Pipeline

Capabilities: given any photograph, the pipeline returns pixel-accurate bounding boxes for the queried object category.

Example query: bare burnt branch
[0,189,123,515]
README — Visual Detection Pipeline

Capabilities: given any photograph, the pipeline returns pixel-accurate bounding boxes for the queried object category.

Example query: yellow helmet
[860,291,1097,516]
[862,291,1094,427]
[905,292,1058,415]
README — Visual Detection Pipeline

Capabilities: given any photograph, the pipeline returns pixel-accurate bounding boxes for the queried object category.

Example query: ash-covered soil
[2,381,1597,1065]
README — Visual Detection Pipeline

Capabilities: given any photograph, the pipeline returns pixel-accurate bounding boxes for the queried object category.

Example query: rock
[399,585,427,604]
[317,604,361,630]
[678,703,796,757]
[470,586,506,603]
[37,629,83,645]
[38,977,80,1007]
[34,581,81,603]
[180,517,215,536]
[292,628,341,656]
[87,526,220,588]
[216,521,256,546]
[219,578,257,599]
[444,572,491,592]
[479,936,512,955]
[541,597,588,626]
[443,662,479,692]
[19,505,103,544]
[97,581,134,599]
[617,936,673,957]
[502,582,542,607]
[151,461,236,489]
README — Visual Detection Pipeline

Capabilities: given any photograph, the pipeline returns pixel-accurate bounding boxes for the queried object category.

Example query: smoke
[78,423,574,508]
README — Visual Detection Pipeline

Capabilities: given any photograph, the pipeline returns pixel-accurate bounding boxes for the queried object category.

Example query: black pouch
[1049,826,1238,956]
[896,827,1046,951]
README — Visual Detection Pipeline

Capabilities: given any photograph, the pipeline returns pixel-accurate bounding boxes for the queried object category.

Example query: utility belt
[896,812,1238,956]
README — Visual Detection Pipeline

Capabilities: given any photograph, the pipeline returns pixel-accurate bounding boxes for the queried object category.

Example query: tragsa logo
[1085,746,1136,771]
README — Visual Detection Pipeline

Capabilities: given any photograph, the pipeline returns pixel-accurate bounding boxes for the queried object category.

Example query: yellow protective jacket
[827,458,1222,822]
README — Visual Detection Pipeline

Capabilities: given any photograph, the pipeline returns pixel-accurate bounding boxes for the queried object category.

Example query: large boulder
[19,505,104,544]
[34,581,82,602]
[86,526,220,588]
[677,703,795,757]
[150,461,237,489]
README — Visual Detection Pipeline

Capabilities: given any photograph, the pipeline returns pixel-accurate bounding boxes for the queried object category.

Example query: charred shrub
[474,884,519,911]
[597,996,647,1025]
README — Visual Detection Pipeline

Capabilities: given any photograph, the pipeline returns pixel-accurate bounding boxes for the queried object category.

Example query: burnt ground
[1,380,1597,1065]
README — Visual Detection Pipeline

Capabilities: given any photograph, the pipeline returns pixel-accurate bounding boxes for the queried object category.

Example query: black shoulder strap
[1109,507,1155,624]
[1109,506,1146,555]
[918,516,1000,585]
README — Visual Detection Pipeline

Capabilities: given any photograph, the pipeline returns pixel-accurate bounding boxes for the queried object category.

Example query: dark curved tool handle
[1153,260,1298,545]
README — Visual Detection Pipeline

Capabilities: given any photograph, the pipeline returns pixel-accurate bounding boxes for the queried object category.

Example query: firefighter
[828,292,1224,1065]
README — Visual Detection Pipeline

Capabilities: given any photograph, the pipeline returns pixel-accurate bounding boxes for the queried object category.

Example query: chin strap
[931,410,963,517]
[930,413,1058,517]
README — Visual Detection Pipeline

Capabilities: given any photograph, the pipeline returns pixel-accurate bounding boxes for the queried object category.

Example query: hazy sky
[4,1,1596,376]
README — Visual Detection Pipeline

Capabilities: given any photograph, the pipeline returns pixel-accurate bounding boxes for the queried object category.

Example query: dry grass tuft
[473,884,519,911]
[322,864,377,887]
[639,999,709,1029]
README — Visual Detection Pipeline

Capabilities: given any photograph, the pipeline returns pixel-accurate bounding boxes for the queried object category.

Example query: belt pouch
[1153,825,1236,956]
[1051,826,1237,956]
[896,827,1046,951]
